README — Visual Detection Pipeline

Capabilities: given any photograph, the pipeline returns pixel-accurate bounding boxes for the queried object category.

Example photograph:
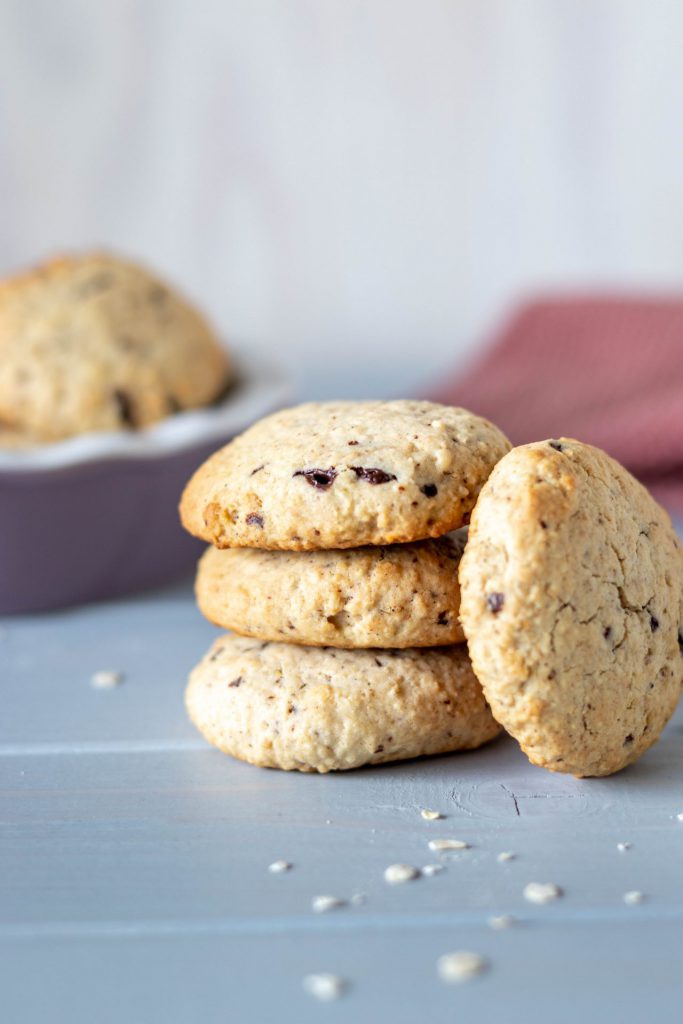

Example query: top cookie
[180,400,511,549]
[0,252,231,443]
[459,439,683,777]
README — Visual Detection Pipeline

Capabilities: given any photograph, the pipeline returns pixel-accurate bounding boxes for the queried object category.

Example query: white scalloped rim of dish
[0,355,290,473]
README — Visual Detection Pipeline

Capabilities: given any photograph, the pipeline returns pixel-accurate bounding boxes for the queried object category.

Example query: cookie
[195,531,467,648]
[185,634,501,772]
[180,401,511,549]
[459,439,683,777]
[0,251,231,442]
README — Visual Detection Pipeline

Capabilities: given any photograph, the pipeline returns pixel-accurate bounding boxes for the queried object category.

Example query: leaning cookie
[0,251,231,442]
[459,439,683,778]
[195,531,467,648]
[186,634,501,772]
[180,400,511,550]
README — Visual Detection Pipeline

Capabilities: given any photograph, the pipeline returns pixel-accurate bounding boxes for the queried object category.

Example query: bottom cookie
[185,634,501,772]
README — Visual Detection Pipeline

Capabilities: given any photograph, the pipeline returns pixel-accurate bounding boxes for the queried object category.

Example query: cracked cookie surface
[186,633,501,772]
[180,400,511,549]
[459,439,683,777]
[0,251,231,443]
[195,531,467,648]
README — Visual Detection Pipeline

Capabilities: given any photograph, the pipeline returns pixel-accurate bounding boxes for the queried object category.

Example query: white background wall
[2,0,683,398]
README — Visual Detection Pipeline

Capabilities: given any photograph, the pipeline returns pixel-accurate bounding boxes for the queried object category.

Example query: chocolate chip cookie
[180,401,511,549]
[186,634,501,772]
[195,530,467,648]
[459,439,683,777]
[0,251,231,442]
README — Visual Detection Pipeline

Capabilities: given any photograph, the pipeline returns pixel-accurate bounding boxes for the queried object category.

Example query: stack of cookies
[179,401,511,772]
[180,402,683,778]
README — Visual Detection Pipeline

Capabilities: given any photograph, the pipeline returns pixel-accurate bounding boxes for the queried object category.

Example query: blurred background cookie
[0,251,232,443]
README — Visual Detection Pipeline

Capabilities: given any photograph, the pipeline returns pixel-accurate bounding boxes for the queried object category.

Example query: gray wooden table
[2,578,682,1023]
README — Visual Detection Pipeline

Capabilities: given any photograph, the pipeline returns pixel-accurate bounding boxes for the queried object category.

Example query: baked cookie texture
[195,530,467,648]
[186,634,501,772]
[180,401,511,550]
[459,439,683,777]
[0,252,230,442]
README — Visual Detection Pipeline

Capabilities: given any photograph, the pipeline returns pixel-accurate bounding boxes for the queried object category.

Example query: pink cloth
[431,297,683,515]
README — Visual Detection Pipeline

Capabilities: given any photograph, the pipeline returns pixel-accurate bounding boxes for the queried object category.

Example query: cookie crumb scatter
[268,860,291,874]
[420,809,443,820]
[523,882,562,904]
[497,851,516,862]
[617,842,632,852]
[489,914,516,930]
[422,864,444,877]
[428,838,469,852]
[311,895,346,913]
[384,864,420,885]
[624,890,645,905]
[302,974,347,1002]
[437,951,488,984]
[90,669,123,689]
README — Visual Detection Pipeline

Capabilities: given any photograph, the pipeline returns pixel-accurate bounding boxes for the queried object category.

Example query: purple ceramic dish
[0,358,289,614]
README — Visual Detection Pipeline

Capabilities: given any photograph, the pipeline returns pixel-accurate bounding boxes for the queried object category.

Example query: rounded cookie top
[195,530,467,648]
[0,251,231,442]
[180,401,511,549]
[186,633,501,772]
[459,439,683,777]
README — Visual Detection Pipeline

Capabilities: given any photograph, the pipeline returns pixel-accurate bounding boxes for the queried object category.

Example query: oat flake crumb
[437,951,488,984]
[384,863,419,885]
[90,670,123,689]
[489,914,516,930]
[311,895,346,913]
[302,974,347,1001]
[428,838,469,852]
[624,890,645,905]
[617,842,632,852]
[497,851,516,862]
[421,864,444,877]
[523,882,562,904]
[268,860,291,874]
[421,809,443,820]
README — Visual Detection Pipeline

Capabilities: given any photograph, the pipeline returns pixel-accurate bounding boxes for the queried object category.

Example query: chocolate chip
[650,615,659,632]
[374,744,384,753]
[421,483,438,498]
[347,440,359,446]
[350,467,397,485]
[78,271,114,298]
[437,611,449,626]
[624,733,634,745]
[250,465,264,476]
[148,284,168,304]
[486,592,505,614]
[679,629,683,654]
[540,520,548,529]
[209,646,224,662]
[604,626,612,640]
[113,388,136,428]
[548,440,564,451]
[293,467,338,490]
[229,676,242,688]
[246,513,264,528]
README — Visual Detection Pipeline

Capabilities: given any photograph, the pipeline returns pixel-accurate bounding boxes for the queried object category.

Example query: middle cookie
[196,531,467,648]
